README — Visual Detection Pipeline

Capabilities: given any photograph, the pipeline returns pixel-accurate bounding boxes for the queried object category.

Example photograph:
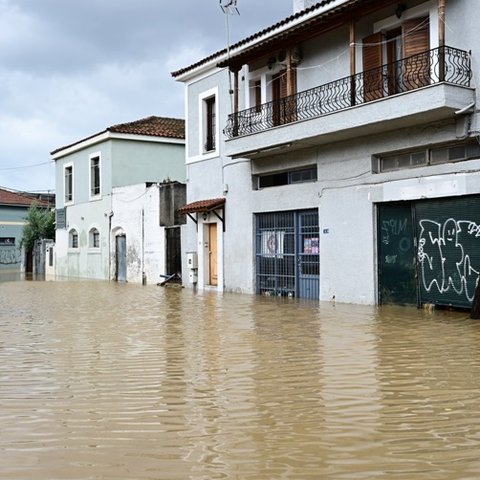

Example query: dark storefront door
[378,203,417,305]
[378,196,480,308]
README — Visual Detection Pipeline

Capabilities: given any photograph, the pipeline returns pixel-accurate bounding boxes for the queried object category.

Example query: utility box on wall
[186,251,198,283]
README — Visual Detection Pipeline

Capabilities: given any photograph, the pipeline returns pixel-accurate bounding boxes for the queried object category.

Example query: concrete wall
[111,183,166,285]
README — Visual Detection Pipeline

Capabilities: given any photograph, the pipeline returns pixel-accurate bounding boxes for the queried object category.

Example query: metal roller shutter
[415,195,480,308]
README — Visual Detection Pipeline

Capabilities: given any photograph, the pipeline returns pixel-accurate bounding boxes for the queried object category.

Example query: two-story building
[51,116,186,284]
[0,187,53,278]
[173,0,480,308]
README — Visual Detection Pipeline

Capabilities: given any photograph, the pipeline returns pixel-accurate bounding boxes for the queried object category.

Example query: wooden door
[209,223,218,286]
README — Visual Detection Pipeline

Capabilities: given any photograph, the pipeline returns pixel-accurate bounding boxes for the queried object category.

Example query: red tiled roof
[177,198,225,214]
[171,0,347,78]
[51,116,185,155]
[0,187,50,207]
[108,116,185,139]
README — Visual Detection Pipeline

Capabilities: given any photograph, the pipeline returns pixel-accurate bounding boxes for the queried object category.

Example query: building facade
[173,0,480,308]
[0,187,53,278]
[52,116,185,284]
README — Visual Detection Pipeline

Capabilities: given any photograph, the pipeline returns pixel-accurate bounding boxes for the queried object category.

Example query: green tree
[21,203,55,251]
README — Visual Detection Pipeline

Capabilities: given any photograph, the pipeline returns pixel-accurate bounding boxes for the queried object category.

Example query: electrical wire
[0,161,52,171]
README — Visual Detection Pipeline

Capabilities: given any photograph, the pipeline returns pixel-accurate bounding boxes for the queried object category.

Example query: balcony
[224,47,473,158]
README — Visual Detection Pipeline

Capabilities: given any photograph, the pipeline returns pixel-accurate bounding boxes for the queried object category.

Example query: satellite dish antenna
[220,0,240,15]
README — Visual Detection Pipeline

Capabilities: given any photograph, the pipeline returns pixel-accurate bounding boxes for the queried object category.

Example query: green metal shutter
[378,203,416,305]
[415,195,480,308]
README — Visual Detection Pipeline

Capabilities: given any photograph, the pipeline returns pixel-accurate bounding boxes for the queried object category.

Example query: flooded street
[1,280,480,479]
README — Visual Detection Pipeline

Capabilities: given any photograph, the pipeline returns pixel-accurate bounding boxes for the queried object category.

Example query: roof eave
[171,0,355,79]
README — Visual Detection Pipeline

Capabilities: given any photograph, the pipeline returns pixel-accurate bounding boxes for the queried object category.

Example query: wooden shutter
[362,32,384,101]
[272,67,297,126]
[402,17,430,89]
[272,70,287,126]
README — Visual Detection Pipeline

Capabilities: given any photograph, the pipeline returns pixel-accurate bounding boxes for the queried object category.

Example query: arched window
[89,228,100,248]
[69,229,78,248]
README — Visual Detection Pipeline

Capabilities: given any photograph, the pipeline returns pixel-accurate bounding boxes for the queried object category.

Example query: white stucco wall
[178,0,480,304]
[111,183,166,285]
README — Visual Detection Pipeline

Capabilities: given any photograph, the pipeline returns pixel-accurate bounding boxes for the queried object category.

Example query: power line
[0,161,53,171]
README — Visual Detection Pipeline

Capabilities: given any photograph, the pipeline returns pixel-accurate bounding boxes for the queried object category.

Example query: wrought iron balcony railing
[224,46,471,139]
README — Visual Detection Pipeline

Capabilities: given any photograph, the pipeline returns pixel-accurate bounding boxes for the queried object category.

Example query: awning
[177,197,225,214]
[177,197,226,231]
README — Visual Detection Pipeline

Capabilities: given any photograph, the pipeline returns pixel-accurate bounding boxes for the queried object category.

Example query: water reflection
[0,281,480,479]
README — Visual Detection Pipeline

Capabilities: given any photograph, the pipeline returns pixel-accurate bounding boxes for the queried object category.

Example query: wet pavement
[1,278,480,479]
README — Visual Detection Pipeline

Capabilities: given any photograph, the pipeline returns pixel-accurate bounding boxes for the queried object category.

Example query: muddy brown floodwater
[1,279,480,479]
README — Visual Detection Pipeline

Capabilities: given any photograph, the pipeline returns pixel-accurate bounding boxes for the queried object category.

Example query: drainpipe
[438,0,446,82]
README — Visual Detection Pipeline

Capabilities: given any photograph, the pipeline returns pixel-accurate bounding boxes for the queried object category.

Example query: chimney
[293,0,316,13]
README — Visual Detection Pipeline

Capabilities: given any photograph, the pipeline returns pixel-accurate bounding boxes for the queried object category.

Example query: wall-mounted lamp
[202,212,208,221]
[395,3,406,18]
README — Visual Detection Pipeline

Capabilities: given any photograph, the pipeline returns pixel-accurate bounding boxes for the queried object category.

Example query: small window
[0,237,15,246]
[89,228,100,248]
[204,96,216,152]
[430,143,480,164]
[259,171,289,188]
[90,155,101,197]
[69,229,78,249]
[376,140,480,173]
[64,165,73,203]
[290,167,318,184]
[257,166,317,189]
[379,151,427,172]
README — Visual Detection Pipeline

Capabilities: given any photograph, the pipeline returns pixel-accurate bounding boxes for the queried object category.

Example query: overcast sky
[0,0,293,193]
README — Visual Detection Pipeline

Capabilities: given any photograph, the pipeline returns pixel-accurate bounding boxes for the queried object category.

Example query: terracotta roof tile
[0,187,50,207]
[51,115,184,156]
[108,116,185,139]
[177,198,225,214]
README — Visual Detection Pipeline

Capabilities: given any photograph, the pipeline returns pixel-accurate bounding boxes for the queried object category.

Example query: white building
[173,0,480,308]
[52,116,185,284]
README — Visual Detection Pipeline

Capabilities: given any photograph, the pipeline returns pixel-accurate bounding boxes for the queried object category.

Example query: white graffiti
[381,218,408,245]
[417,218,480,302]
[0,247,21,265]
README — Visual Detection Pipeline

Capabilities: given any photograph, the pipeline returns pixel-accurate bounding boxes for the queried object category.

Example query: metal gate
[255,209,319,299]
[378,196,480,308]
